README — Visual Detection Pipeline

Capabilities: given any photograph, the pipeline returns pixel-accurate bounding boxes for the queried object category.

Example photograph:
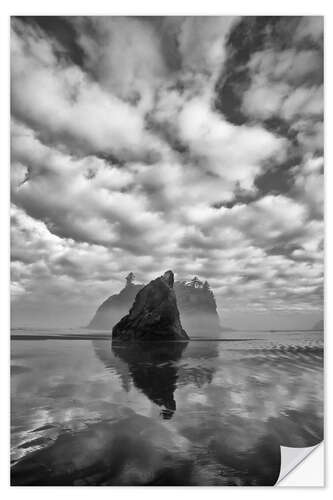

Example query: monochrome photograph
[10,15,324,486]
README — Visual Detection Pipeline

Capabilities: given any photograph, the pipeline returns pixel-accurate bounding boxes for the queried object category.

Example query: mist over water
[10,329,323,486]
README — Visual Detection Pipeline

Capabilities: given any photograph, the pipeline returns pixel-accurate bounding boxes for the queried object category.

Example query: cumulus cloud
[178,17,237,76]
[72,17,167,111]
[291,155,324,220]
[294,16,324,43]
[10,16,324,328]
[178,97,286,189]
[240,17,323,163]
[11,19,169,161]
[281,85,323,121]
[242,52,323,124]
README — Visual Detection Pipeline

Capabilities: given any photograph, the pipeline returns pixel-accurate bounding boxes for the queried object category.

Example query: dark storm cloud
[10,16,324,327]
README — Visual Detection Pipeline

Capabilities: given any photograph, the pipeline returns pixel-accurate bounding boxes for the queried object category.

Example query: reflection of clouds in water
[170,341,322,483]
[12,414,193,486]
[11,337,323,485]
[176,343,322,424]
[93,339,132,391]
[11,340,158,461]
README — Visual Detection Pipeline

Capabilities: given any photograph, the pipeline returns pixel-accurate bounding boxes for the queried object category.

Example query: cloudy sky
[11,16,324,329]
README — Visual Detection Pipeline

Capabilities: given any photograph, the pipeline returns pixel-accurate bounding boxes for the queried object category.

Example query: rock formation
[112,270,189,341]
[175,278,221,335]
[89,273,221,336]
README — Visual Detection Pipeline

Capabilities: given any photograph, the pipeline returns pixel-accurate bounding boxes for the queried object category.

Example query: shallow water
[11,330,323,486]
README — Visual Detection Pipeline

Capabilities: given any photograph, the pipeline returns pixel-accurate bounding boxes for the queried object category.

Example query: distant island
[89,272,222,336]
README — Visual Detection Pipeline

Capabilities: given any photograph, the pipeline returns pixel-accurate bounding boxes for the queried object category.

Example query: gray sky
[11,16,324,330]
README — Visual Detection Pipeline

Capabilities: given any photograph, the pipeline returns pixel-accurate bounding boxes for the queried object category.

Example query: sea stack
[112,270,189,341]
[89,274,221,335]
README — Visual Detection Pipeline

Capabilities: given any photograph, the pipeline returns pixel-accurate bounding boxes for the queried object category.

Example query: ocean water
[11,329,323,486]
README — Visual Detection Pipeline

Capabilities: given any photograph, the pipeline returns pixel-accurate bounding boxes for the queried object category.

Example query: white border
[1,1,331,498]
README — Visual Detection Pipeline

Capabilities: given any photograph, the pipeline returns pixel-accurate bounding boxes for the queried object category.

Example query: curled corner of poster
[277,442,324,487]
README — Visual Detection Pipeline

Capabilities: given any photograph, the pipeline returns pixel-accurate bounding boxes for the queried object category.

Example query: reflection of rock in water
[93,339,219,410]
[112,341,188,419]
[92,339,132,392]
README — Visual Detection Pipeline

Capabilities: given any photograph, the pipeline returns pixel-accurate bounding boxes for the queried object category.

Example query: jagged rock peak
[161,270,174,288]
[112,270,189,341]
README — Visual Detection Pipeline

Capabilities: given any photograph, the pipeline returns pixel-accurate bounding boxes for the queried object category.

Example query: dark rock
[112,341,188,418]
[112,270,189,341]
[89,274,222,336]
